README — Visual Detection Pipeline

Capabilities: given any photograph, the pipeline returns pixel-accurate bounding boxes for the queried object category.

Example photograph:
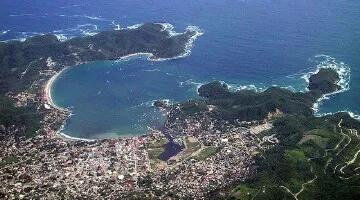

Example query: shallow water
[2,0,360,138]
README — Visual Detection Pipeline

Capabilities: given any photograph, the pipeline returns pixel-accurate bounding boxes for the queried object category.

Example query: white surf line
[105,23,204,62]
[111,21,121,30]
[20,58,43,79]
[305,55,351,114]
[58,132,95,142]
[45,67,70,112]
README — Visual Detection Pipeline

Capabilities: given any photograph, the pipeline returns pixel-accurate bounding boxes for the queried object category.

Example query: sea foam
[54,34,68,42]
[178,79,204,93]
[126,23,144,30]
[111,23,204,62]
[152,23,204,61]
[302,55,351,113]
[132,99,175,109]
[316,110,360,121]
[0,30,10,36]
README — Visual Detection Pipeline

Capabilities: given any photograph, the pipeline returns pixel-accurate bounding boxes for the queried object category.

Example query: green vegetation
[197,81,229,99]
[0,156,20,168]
[195,146,220,160]
[0,23,197,139]
[0,23,197,93]
[148,148,166,159]
[3,156,19,164]
[50,121,63,131]
[149,138,169,148]
[0,21,358,199]
[186,136,201,153]
[163,67,360,199]
[0,96,43,138]
[170,69,341,123]
[231,185,258,200]
[181,100,208,115]
[198,85,318,121]
[227,113,360,200]
[148,139,170,160]
[308,68,341,95]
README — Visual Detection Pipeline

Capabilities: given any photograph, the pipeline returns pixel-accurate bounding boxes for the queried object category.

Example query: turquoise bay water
[51,57,200,138]
[1,0,360,138]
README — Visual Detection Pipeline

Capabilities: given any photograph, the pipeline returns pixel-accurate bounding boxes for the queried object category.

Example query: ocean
[1,0,359,139]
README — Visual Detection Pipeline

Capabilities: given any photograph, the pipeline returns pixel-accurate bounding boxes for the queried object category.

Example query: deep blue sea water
[1,0,359,139]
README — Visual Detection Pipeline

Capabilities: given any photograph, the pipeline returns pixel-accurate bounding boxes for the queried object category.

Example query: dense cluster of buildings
[0,75,279,199]
[0,102,276,199]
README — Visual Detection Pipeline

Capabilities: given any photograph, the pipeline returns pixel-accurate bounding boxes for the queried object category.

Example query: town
[0,97,277,199]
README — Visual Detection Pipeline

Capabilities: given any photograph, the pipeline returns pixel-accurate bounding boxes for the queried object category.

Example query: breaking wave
[132,99,174,109]
[304,55,351,113]
[152,23,204,61]
[178,79,204,93]
[53,24,99,38]
[316,111,360,121]
[54,34,68,42]
[126,23,144,30]
[0,30,10,36]
[110,23,204,61]
[302,55,350,92]
[1,22,203,60]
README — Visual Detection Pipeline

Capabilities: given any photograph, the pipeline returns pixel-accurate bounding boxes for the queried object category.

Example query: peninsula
[0,23,359,199]
[0,23,202,138]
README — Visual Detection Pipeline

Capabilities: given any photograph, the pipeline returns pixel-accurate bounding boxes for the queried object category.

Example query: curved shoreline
[42,53,187,141]
[42,21,204,141]
[44,67,69,112]
[43,67,94,141]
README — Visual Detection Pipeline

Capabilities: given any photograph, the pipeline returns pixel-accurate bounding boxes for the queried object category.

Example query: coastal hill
[0,23,198,94]
[0,23,359,199]
[0,23,199,138]
[167,67,340,123]
[160,68,360,199]
[308,68,342,95]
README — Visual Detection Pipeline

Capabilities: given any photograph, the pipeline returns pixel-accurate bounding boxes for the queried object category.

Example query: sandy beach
[43,67,93,141]
[44,67,69,111]
[41,48,195,141]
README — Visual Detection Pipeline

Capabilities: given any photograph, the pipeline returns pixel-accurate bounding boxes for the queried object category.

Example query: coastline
[37,22,204,142]
[58,132,95,142]
[44,66,108,141]
[42,52,176,142]
[44,67,70,112]
[43,66,92,141]
[306,55,351,114]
